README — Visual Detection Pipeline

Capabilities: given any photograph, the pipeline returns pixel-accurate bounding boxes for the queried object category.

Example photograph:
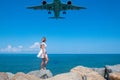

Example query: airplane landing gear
[63,11,66,14]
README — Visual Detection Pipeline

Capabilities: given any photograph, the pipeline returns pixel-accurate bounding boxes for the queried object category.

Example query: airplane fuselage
[53,0,61,18]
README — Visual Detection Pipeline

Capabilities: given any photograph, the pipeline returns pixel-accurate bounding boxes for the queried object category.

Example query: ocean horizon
[0,53,120,75]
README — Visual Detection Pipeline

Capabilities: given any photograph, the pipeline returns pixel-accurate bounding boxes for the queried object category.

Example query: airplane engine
[67,1,72,5]
[63,11,66,14]
[42,0,47,5]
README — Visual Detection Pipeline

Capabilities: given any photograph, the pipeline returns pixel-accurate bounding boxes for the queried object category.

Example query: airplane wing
[60,4,86,10]
[27,4,54,10]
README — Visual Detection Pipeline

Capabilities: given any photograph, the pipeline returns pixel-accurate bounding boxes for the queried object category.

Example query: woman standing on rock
[37,37,49,70]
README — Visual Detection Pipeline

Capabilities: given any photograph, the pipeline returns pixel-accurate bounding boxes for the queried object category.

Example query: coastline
[0,64,120,80]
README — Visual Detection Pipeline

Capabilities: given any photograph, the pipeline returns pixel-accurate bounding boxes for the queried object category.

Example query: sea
[0,53,120,75]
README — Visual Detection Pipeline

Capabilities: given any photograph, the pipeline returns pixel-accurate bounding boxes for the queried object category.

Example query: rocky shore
[0,64,120,80]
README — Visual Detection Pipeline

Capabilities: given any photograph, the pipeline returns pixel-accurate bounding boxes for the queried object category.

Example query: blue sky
[0,0,120,53]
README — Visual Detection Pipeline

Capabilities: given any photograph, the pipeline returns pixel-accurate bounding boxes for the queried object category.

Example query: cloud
[0,42,40,53]
[18,45,23,49]
[29,42,40,49]
[0,45,23,52]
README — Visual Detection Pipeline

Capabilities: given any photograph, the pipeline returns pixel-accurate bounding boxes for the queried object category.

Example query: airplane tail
[49,17,65,19]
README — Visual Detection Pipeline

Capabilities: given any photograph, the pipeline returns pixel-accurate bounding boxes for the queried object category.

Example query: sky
[0,0,120,54]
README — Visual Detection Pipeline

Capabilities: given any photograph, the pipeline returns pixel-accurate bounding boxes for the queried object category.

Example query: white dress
[37,42,47,58]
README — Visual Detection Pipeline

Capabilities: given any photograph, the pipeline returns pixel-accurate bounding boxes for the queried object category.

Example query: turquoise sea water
[0,54,120,75]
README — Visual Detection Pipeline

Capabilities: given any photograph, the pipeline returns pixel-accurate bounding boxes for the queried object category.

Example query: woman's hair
[42,37,46,42]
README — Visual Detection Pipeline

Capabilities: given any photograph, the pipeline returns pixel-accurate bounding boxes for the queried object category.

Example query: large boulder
[46,72,81,80]
[6,72,14,80]
[70,66,105,80]
[105,64,120,73]
[0,72,9,80]
[92,68,105,77]
[27,69,53,79]
[11,72,40,80]
[109,72,120,80]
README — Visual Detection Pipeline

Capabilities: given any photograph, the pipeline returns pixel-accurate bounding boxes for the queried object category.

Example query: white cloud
[29,42,40,49]
[0,45,23,52]
[18,45,23,49]
[0,42,40,53]
[8,45,12,49]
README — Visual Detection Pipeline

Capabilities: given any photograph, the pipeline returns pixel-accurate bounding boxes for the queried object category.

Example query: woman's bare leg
[43,55,48,70]
[45,55,48,64]
[41,58,45,70]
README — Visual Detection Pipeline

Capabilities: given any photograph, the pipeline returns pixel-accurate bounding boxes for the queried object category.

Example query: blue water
[0,54,120,75]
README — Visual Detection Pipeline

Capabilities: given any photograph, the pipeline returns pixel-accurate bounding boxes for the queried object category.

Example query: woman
[38,37,48,70]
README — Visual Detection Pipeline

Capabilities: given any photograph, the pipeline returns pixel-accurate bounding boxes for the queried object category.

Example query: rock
[0,72,9,80]
[71,66,105,80]
[105,64,120,73]
[92,68,105,77]
[11,72,40,80]
[27,69,53,79]
[6,72,14,80]
[46,72,81,80]
[104,64,120,80]
[109,72,120,80]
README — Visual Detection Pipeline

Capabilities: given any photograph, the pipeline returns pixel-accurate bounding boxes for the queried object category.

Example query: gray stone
[70,66,105,80]
[104,64,120,80]
[6,72,14,80]
[11,72,40,80]
[105,64,120,73]
[0,72,9,80]
[92,68,105,77]
[27,69,53,79]
[46,72,82,80]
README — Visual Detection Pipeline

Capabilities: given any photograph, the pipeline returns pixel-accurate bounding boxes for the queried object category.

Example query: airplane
[27,0,86,19]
